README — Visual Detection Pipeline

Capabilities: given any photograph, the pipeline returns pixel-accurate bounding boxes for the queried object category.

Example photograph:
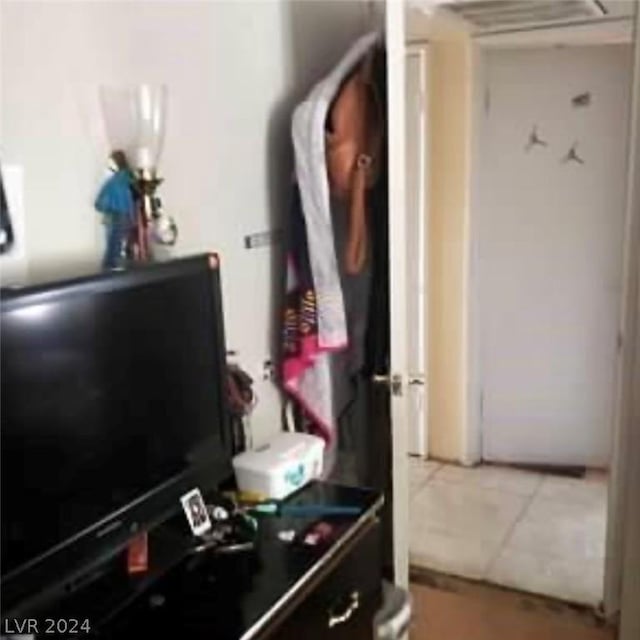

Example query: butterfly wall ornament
[562,142,585,165]
[525,125,548,152]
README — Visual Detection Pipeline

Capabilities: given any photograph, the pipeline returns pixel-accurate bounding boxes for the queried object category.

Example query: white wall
[0,0,370,446]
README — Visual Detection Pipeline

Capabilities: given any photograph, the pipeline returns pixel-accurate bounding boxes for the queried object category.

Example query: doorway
[406,29,633,611]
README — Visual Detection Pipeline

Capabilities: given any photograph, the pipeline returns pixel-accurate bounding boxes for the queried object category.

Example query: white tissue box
[232,432,325,500]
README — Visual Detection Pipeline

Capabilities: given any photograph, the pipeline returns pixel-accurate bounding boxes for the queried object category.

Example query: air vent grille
[443,0,606,29]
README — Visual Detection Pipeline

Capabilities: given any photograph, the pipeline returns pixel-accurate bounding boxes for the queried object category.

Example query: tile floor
[409,458,608,607]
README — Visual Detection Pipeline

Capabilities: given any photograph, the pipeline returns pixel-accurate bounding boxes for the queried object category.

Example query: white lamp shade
[100,84,167,171]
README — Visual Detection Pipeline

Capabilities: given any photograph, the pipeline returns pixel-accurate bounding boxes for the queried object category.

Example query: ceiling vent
[440,0,606,30]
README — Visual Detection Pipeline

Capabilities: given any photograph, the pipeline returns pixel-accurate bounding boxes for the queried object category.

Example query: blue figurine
[94,150,136,269]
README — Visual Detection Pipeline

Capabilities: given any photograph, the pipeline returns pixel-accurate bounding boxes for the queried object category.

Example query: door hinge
[408,374,426,387]
[484,86,491,116]
[617,331,624,353]
[479,390,485,421]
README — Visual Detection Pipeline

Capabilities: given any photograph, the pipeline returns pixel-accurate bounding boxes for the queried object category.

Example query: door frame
[464,29,638,622]
[614,6,640,637]
[406,43,430,459]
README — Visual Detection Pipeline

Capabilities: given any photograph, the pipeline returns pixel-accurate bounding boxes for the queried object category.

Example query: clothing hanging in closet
[281,31,388,449]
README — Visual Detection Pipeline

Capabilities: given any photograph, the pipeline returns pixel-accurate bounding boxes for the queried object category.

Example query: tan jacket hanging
[325,51,383,275]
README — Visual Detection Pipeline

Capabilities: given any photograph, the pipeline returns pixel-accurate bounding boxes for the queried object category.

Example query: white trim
[474,19,633,48]
[418,44,429,459]
[408,19,634,49]
[406,45,430,458]
[462,42,485,467]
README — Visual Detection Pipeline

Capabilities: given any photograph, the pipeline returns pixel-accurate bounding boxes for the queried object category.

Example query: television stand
[103,482,385,639]
[20,482,386,640]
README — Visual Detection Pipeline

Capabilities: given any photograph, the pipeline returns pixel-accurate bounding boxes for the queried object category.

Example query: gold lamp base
[132,168,163,261]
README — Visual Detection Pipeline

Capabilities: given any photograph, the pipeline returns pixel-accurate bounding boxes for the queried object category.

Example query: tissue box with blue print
[232,432,325,500]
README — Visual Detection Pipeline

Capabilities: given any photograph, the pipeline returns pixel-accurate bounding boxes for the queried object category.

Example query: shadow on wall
[264,0,376,369]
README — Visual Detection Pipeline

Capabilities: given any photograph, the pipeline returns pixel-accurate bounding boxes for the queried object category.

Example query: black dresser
[8,483,390,640]
[104,482,384,639]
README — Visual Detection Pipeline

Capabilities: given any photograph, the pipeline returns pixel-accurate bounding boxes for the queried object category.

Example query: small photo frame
[180,488,212,537]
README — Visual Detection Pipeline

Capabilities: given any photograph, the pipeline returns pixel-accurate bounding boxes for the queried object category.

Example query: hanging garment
[283,31,381,444]
[326,50,383,276]
[291,30,379,350]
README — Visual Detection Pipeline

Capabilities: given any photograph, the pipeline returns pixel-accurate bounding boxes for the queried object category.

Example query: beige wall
[427,36,472,462]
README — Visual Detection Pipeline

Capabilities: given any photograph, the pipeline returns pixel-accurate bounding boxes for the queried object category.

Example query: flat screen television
[1,254,233,615]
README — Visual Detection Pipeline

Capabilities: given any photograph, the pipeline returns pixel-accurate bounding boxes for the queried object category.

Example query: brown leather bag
[326,52,382,275]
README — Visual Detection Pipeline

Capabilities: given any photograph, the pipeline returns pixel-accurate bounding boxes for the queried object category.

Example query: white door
[478,46,631,467]
[406,48,428,457]
[386,0,410,587]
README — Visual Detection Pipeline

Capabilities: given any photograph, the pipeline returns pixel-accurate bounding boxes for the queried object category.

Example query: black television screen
[1,255,231,600]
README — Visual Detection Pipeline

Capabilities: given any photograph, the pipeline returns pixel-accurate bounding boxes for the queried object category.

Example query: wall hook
[562,142,584,165]
[525,125,548,152]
